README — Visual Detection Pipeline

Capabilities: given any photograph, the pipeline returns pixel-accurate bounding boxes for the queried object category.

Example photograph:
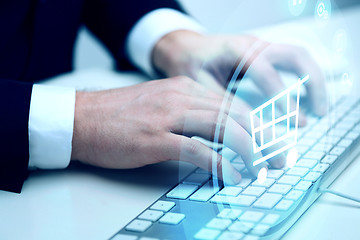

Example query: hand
[71,76,279,184]
[152,31,328,126]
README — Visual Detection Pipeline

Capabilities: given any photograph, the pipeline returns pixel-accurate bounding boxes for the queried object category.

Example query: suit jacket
[0,0,183,193]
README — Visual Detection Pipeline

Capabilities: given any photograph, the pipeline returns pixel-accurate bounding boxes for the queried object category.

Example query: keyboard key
[266,169,284,179]
[275,199,294,211]
[303,130,325,139]
[150,201,175,212]
[217,209,242,220]
[303,150,325,160]
[210,195,236,204]
[298,137,317,147]
[277,175,301,185]
[194,228,221,240]
[125,219,152,232]
[319,135,340,145]
[189,183,220,202]
[242,186,266,197]
[261,214,280,225]
[228,221,255,233]
[336,121,355,131]
[268,183,292,195]
[286,167,310,177]
[345,131,360,140]
[349,113,360,122]
[286,190,304,201]
[295,159,317,168]
[183,173,210,185]
[295,181,312,191]
[330,146,346,156]
[232,195,257,207]
[206,218,232,230]
[295,145,310,155]
[313,143,334,153]
[166,184,198,199]
[112,234,138,240]
[237,178,252,188]
[342,116,360,126]
[217,186,242,197]
[328,129,348,137]
[312,163,330,173]
[337,139,353,148]
[251,178,275,188]
[253,193,282,209]
[239,211,265,222]
[251,224,271,236]
[243,235,260,240]
[159,213,185,225]
[304,172,322,182]
[321,155,337,164]
[138,210,163,222]
[218,231,244,240]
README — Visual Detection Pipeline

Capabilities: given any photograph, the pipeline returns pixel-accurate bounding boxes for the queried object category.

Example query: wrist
[152,30,203,77]
[71,91,93,161]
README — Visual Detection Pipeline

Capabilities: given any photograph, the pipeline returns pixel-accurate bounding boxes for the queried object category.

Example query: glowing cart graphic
[250,75,309,176]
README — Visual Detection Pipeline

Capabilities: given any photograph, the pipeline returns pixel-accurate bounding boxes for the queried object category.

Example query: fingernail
[273,154,286,168]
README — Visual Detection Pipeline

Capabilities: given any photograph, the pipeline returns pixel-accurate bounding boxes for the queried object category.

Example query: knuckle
[294,46,310,60]
[162,89,181,101]
[178,76,196,87]
[185,140,201,156]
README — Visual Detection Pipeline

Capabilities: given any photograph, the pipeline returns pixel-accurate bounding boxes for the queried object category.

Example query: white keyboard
[111,95,360,240]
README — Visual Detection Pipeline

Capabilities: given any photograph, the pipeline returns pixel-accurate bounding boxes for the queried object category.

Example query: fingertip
[271,154,286,168]
[250,161,268,179]
[222,161,242,185]
[231,170,242,185]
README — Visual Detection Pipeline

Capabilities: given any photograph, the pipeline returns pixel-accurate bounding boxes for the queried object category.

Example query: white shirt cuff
[28,84,76,169]
[126,8,205,78]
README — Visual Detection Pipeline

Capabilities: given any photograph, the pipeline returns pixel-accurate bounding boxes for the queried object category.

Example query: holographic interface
[250,75,310,167]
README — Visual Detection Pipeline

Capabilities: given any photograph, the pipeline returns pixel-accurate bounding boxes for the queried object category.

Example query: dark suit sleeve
[0,80,33,193]
[83,0,184,69]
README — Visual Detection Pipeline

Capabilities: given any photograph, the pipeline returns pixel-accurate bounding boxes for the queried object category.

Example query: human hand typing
[152,31,327,124]
[71,31,327,183]
[151,30,328,178]
[71,77,272,184]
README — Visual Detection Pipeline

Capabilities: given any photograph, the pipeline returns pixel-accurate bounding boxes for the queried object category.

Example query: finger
[186,95,231,113]
[249,60,307,127]
[228,94,286,169]
[169,76,224,101]
[166,135,242,185]
[267,44,327,116]
[196,70,228,96]
[222,116,268,178]
[176,110,228,142]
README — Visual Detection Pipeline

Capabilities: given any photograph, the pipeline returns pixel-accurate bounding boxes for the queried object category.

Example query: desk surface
[1,6,360,240]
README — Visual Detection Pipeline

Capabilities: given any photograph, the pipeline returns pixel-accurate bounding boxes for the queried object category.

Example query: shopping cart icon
[250,75,309,167]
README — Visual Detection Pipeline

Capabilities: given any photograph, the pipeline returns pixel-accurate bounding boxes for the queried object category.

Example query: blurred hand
[71,77,279,184]
[153,30,328,126]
